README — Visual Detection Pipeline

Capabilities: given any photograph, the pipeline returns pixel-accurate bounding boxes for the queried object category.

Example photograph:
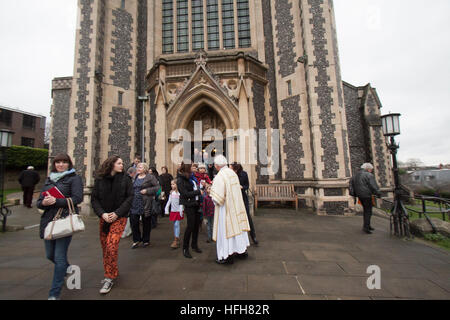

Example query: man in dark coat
[350,163,381,234]
[18,166,40,208]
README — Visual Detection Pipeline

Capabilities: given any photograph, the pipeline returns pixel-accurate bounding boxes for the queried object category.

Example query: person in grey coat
[350,163,381,234]
[129,162,160,248]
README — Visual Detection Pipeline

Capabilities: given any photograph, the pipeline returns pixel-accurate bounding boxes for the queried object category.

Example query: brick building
[50,0,394,215]
[0,105,46,149]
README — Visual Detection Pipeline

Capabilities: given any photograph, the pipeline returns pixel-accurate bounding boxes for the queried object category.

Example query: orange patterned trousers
[99,218,127,279]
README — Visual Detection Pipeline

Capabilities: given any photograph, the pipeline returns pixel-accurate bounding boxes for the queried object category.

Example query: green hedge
[417,188,450,199]
[5,146,49,170]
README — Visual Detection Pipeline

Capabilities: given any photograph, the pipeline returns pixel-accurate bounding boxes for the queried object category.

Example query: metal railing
[378,193,449,235]
[413,195,450,222]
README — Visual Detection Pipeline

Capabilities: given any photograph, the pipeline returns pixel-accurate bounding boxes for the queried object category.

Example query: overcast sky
[0,0,449,165]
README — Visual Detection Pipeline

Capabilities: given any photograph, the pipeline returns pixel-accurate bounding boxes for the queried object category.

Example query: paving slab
[247,274,303,295]
[381,278,450,299]
[302,250,360,264]
[203,273,247,292]
[284,261,347,276]
[0,285,47,300]
[297,274,395,298]
[336,261,440,279]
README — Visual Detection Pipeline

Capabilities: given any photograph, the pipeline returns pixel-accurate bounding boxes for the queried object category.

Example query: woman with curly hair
[91,156,134,294]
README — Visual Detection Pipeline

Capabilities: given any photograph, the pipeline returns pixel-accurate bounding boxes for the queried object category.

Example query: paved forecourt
[0,203,449,300]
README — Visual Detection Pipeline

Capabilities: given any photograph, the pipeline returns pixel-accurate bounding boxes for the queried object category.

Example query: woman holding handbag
[37,153,83,300]
[91,156,134,294]
[129,162,160,249]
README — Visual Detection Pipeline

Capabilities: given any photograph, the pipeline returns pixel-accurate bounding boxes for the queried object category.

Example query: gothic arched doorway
[185,104,227,163]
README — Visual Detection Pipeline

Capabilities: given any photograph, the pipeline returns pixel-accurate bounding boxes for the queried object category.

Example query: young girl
[165,180,184,249]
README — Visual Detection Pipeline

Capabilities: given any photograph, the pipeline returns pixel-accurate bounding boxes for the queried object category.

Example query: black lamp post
[380,113,410,237]
[0,129,14,232]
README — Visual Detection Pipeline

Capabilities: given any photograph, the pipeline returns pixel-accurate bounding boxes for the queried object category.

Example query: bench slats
[254,184,298,210]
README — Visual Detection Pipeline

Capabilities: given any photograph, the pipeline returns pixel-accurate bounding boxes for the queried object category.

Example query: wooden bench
[254,184,299,210]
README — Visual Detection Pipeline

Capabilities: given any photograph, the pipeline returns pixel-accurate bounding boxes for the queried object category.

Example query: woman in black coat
[37,153,83,300]
[231,163,258,245]
[91,156,134,295]
[148,166,161,227]
[177,163,202,259]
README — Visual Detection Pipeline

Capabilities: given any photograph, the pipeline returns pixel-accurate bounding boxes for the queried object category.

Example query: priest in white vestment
[210,155,250,264]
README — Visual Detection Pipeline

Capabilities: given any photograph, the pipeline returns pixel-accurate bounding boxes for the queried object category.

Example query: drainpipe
[138,96,148,162]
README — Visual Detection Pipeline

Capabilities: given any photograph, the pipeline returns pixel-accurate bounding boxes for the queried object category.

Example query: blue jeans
[173,220,181,238]
[206,216,214,241]
[44,236,72,298]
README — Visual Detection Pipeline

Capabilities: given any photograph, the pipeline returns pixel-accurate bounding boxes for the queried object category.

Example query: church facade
[50,0,394,215]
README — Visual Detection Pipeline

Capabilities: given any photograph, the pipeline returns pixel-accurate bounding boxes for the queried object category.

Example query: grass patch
[2,188,22,203]
[406,210,448,222]
[423,233,450,251]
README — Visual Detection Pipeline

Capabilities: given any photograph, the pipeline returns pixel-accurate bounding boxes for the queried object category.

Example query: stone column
[66,0,108,216]
[300,0,352,215]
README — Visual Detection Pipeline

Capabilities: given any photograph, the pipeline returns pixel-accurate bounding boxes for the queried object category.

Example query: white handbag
[44,198,85,240]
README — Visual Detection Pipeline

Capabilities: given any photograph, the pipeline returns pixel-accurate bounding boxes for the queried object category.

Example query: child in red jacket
[195,163,212,187]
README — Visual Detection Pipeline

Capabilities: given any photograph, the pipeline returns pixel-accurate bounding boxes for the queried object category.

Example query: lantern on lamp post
[380,113,410,237]
[0,129,14,232]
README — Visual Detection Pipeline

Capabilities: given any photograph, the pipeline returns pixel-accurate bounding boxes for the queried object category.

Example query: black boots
[183,247,202,258]
[183,248,192,259]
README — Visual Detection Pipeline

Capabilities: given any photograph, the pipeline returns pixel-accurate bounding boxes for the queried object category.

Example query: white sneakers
[99,278,114,294]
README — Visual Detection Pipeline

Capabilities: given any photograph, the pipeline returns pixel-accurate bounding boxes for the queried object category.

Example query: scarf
[49,169,76,183]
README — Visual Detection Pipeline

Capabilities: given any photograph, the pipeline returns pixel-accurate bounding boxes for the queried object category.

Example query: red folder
[42,186,65,199]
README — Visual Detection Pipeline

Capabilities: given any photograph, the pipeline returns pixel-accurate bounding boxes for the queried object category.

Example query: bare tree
[406,158,424,170]
[44,122,51,145]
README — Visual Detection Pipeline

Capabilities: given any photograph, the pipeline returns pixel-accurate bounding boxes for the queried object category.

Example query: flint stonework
[323,201,348,215]
[51,88,71,156]
[281,95,305,180]
[308,0,339,179]
[73,0,94,183]
[275,0,297,78]
[108,107,132,164]
[111,8,133,90]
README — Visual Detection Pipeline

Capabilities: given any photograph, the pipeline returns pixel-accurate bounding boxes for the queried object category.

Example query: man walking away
[351,163,381,234]
[18,166,40,208]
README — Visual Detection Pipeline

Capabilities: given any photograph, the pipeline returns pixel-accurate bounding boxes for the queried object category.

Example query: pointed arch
[167,85,239,134]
